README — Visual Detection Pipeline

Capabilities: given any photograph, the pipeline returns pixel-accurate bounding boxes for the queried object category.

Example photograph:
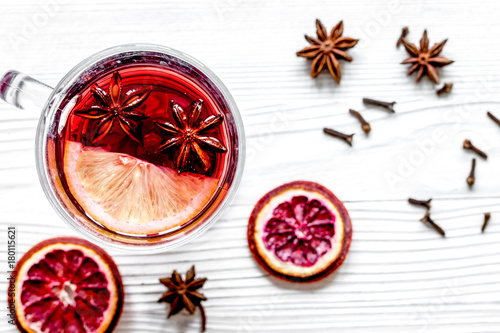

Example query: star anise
[158,266,208,332]
[296,19,358,83]
[401,30,454,84]
[155,99,227,173]
[74,71,152,144]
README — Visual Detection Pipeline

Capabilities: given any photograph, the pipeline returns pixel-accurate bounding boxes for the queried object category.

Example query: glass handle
[0,70,54,111]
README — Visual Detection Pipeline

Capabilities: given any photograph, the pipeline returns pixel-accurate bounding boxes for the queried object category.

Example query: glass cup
[0,44,245,252]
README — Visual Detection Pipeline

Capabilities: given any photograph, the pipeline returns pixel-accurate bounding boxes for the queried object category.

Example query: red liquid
[53,65,233,236]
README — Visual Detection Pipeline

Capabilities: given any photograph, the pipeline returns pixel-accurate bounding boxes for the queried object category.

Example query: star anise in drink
[74,71,152,144]
[296,19,358,83]
[158,266,208,332]
[155,99,227,173]
[400,30,454,84]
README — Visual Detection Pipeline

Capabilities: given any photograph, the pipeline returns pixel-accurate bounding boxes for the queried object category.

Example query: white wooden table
[1,0,499,332]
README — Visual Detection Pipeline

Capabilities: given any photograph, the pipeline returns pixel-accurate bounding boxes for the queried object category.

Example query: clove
[420,211,446,237]
[363,98,396,113]
[467,158,476,186]
[323,128,354,146]
[463,139,487,159]
[487,111,500,128]
[436,82,453,96]
[482,212,491,232]
[408,198,432,210]
[349,109,371,133]
[396,27,409,48]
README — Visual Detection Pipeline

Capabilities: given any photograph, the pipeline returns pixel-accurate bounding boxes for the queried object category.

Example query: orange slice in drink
[63,141,218,235]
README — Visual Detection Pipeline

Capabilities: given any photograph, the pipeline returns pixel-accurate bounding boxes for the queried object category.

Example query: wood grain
[1,0,500,332]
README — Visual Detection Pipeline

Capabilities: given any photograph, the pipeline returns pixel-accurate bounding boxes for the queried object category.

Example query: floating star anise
[296,19,358,83]
[158,266,208,332]
[74,71,152,144]
[155,99,227,173]
[401,30,454,84]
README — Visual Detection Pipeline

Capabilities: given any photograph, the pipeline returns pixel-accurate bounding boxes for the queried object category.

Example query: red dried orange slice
[9,237,123,333]
[248,181,352,282]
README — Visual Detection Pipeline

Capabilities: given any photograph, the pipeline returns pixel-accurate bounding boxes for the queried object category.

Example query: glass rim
[35,43,245,253]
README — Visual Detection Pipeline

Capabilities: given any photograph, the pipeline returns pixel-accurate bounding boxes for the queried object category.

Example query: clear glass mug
[0,44,245,252]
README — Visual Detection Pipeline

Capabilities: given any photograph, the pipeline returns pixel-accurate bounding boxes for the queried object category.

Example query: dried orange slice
[248,181,352,282]
[63,141,218,235]
[9,237,123,333]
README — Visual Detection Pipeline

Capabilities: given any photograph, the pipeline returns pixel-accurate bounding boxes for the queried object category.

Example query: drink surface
[54,65,231,236]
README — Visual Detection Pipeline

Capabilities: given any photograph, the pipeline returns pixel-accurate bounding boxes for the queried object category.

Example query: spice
[363,98,396,113]
[323,128,354,146]
[482,213,491,232]
[296,19,359,83]
[436,82,453,96]
[349,109,371,133]
[467,158,476,186]
[396,27,409,48]
[155,99,227,173]
[158,266,208,332]
[420,211,446,237]
[408,198,432,210]
[463,139,487,159]
[400,30,454,84]
[409,198,445,237]
[74,71,152,144]
[487,111,500,127]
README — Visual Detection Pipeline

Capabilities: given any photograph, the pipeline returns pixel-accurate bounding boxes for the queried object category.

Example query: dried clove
[420,211,446,237]
[436,82,453,96]
[467,158,476,186]
[323,128,354,146]
[463,139,487,159]
[482,212,491,232]
[408,198,432,210]
[349,109,371,133]
[363,98,396,113]
[396,27,409,48]
[487,111,500,128]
